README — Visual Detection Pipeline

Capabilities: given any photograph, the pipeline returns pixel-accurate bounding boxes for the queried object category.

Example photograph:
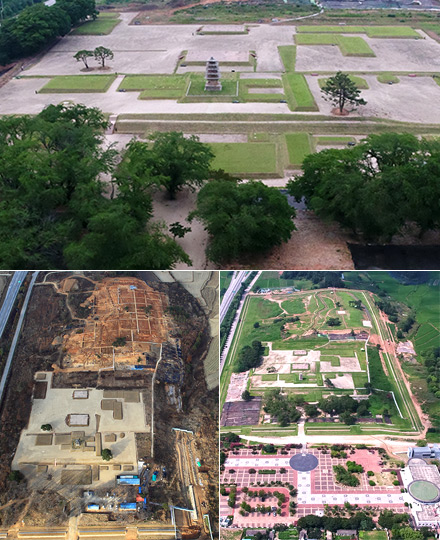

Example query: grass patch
[39,74,116,93]
[285,133,313,167]
[359,531,388,540]
[239,78,285,103]
[72,15,120,35]
[119,75,188,99]
[377,72,400,84]
[171,1,318,24]
[295,34,375,57]
[262,374,278,381]
[186,74,238,97]
[281,298,306,314]
[278,45,296,72]
[210,142,278,176]
[315,135,357,145]
[297,25,420,38]
[282,74,318,112]
[319,75,369,89]
[338,36,375,57]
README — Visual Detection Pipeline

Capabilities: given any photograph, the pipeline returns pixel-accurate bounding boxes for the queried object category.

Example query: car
[280,99,287,103]
[347,142,356,147]
[232,100,240,103]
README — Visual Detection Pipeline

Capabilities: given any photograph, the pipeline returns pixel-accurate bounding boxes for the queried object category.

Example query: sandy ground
[296,31,440,72]
[306,73,440,124]
[242,209,355,270]
[151,188,214,270]
[22,19,294,77]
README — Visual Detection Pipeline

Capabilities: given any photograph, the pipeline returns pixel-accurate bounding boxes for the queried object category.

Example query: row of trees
[0,0,97,64]
[235,341,264,372]
[288,133,440,241]
[280,271,345,289]
[74,46,114,69]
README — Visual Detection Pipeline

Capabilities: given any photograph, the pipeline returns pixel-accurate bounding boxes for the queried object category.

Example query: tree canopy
[0,104,189,269]
[190,178,296,263]
[0,0,96,64]
[321,71,367,114]
[287,133,440,241]
[120,133,214,200]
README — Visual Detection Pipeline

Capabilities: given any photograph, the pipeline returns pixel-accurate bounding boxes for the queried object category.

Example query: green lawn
[285,133,313,167]
[282,74,317,111]
[338,36,375,56]
[72,15,120,35]
[118,75,188,99]
[278,45,296,72]
[359,531,388,540]
[319,75,369,89]
[239,78,285,103]
[297,25,420,38]
[39,75,116,93]
[295,34,375,57]
[187,75,238,97]
[281,298,306,314]
[377,73,400,84]
[315,136,357,145]
[210,142,278,175]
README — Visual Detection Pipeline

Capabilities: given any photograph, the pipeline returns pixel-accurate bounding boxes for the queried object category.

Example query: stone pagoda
[204,57,222,92]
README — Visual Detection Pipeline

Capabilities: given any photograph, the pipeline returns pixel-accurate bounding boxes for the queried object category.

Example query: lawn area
[297,25,420,38]
[285,133,313,167]
[338,36,375,56]
[118,75,188,99]
[72,14,120,35]
[359,531,388,540]
[187,74,238,97]
[315,135,357,145]
[295,34,375,57]
[281,298,306,314]
[210,142,278,175]
[318,75,369,89]
[377,72,400,84]
[262,374,278,381]
[171,1,318,23]
[282,73,318,111]
[39,74,116,93]
[278,45,296,72]
[220,271,234,299]
[253,272,314,291]
[239,78,285,103]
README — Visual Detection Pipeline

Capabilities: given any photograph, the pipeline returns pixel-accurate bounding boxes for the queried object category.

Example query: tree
[101,448,113,461]
[321,71,367,114]
[120,133,214,200]
[94,45,113,67]
[190,179,296,263]
[287,133,440,241]
[169,222,191,239]
[8,470,24,482]
[304,404,320,418]
[242,390,252,401]
[74,49,94,69]
[0,104,190,269]
[41,424,53,431]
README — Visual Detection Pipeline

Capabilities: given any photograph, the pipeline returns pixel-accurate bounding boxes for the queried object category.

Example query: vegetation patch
[377,72,400,84]
[295,34,375,57]
[39,75,117,93]
[315,135,357,145]
[210,142,278,176]
[119,75,188,99]
[282,73,318,111]
[319,75,369,89]
[278,45,296,72]
[285,133,313,167]
[72,14,120,35]
[297,25,420,38]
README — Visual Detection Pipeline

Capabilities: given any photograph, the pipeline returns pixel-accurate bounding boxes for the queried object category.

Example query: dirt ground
[232,209,355,270]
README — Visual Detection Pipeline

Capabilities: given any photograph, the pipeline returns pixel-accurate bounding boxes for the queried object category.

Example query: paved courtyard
[221,448,408,526]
